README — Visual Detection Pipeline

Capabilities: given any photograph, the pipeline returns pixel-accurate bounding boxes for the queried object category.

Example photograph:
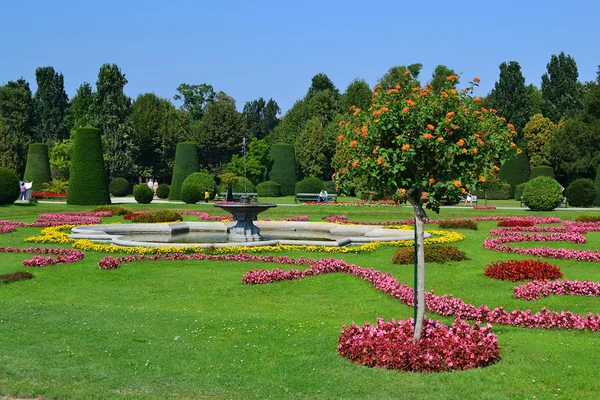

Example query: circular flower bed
[337,318,501,373]
[484,259,563,282]
[497,219,535,227]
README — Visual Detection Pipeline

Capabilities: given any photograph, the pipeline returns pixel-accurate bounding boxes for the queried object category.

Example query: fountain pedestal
[214,196,277,242]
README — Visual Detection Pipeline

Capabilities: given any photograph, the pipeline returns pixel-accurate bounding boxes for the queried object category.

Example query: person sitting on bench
[318,189,328,203]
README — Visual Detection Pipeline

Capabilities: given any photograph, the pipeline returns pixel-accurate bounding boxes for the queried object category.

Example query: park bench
[294,193,338,203]
[520,196,568,208]
[218,192,259,203]
[460,195,478,206]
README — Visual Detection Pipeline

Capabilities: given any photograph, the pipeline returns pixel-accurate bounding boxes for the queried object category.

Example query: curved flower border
[0,245,84,267]
[514,279,600,301]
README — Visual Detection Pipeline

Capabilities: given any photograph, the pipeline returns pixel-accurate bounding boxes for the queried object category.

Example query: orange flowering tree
[337,75,517,339]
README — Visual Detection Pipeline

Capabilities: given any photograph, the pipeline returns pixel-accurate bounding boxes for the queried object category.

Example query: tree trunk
[406,192,428,341]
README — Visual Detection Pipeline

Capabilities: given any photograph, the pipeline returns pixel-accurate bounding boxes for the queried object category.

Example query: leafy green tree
[0,79,33,174]
[541,52,584,122]
[295,117,329,178]
[227,137,270,183]
[173,83,216,120]
[307,73,340,98]
[523,114,558,167]
[487,61,533,134]
[378,63,422,90]
[70,82,94,129]
[49,138,72,180]
[92,63,137,179]
[267,99,309,144]
[549,117,600,181]
[32,66,70,147]
[429,65,457,94]
[527,84,542,115]
[243,97,280,140]
[342,78,372,114]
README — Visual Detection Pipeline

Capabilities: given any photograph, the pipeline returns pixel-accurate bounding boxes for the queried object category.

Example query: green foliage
[41,179,68,195]
[70,82,94,128]
[0,271,34,284]
[498,148,530,187]
[530,165,555,180]
[485,183,513,200]
[181,172,216,204]
[295,177,323,194]
[514,182,527,200]
[342,78,372,113]
[67,126,110,205]
[523,114,557,167]
[541,52,584,122]
[256,180,281,197]
[227,138,270,184]
[180,182,202,204]
[156,184,170,199]
[429,65,457,94]
[268,144,297,195]
[522,176,563,211]
[109,178,131,197]
[594,167,600,205]
[0,78,33,175]
[242,98,280,140]
[32,66,70,146]
[49,139,72,180]
[267,99,308,145]
[575,214,600,222]
[133,184,153,204]
[0,168,20,205]
[295,117,329,179]
[23,143,51,191]
[173,83,216,120]
[218,177,255,193]
[131,210,182,223]
[438,220,478,230]
[169,142,200,200]
[93,205,131,216]
[565,178,597,207]
[392,244,468,264]
[323,180,337,195]
[307,73,340,99]
[378,64,423,90]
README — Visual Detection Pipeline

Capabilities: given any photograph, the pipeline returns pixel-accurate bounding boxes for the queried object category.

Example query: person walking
[20,182,27,201]
[204,189,210,203]
[152,180,158,197]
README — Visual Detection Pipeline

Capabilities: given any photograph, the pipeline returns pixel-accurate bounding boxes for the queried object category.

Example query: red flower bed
[338,318,500,373]
[31,191,67,198]
[497,219,535,227]
[484,259,563,282]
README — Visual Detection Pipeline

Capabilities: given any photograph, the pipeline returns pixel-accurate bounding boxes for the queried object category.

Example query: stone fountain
[214,196,276,242]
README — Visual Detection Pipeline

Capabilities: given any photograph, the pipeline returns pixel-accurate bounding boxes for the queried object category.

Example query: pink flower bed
[304,201,401,207]
[323,215,561,226]
[0,245,84,267]
[122,211,309,222]
[1,212,109,233]
[473,206,496,210]
[338,318,500,372]
[514,280,600,301]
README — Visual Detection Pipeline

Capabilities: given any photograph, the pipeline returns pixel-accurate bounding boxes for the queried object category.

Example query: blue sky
[2,0,599,113]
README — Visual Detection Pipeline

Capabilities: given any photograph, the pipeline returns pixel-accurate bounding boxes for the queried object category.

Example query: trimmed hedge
[565,178,597,207]
[295,177,323,194]
[181,172,216,204]
[438,220,478,230]
[93,205,131,216]
[392,245,468,264]
[109,178,131,197]
[0,271,34,284]
[268,143,297,196]
[169,142,200,200]
[131,211,182,223]
[514,182,527,201]
[594,168,600,206]
[498,148,530,187]
[575,214,600,222]
[181,183,202,204]
[133,184,153,204]
[530,165,554,180]
[23,143,51,191]
[217,177,256,194]
[485,182,513,200]
[522,176,563,211]
[0,168,20,205]
[323,180,337,195]
[67,127,110,205]
[156,184,170,199]
[257,181,281,197]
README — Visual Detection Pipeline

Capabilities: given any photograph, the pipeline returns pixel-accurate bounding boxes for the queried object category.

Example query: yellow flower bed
[24,225,75,244]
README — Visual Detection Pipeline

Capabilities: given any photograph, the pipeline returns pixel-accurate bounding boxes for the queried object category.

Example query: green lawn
[1,202,599,399]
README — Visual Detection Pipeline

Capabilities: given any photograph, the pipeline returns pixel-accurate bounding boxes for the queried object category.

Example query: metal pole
[243,137,247,194]
[413,214,418,329]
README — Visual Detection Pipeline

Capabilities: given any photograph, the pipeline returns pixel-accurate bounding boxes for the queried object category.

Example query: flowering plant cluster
[484,259,563,282]
[337,318,500,373]
[323,215,561,227]
[25,225,75,244]
[497,219,535,227]
[514,279,600,301]
[473,206,496,210]
[0,221,18,234]
[31,191,67,198]
[392,245,467,264]
[304,201,401,207]
[0,245,84,267]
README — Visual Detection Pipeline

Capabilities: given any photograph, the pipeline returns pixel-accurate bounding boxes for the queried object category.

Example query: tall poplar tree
[32,66,70,147]
[429,65,457,94]
[70,82,94,129]
[541,52,583,123]
[0,79,34,174]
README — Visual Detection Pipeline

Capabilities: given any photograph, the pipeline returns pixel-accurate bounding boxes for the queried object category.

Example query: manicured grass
[0,203,599,399]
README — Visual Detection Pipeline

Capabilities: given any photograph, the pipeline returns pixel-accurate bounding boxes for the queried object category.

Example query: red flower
[350,140,358,148]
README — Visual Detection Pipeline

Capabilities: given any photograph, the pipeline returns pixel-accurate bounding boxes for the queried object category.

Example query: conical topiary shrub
[268,143,297,196]
[169,142,200,200]
[498,148,530,188]
[23,143,51,192]
[67,126,110,205]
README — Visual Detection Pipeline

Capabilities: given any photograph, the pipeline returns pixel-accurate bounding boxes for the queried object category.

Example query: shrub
[530,165,554,180]
[156,184,170,199]
[181,172,217,202]
[217,177,256,194]
[484,259,563,282]
[514,182,527,201]
[575,214,600,222]
[392,245,468,264]
[67,126,110,205]
[295,177,323,194]
[257,181,281,197]
[93,205,131,216]
[180,182,202,204]
[23,143,51,191]
[0,271,34,284]
[0,168,20,205]
[268,143,297,195]
[594,167,600,206]
[497,219,535,227]
[41,179,68,194]
[131,210,182,223]
[323,180,337,195]
[133,184,153,204]
[566,178,597,207]
[498,148,530,187]
[484,182,513,200]
[169,142,200,200]
[109,178,131,197]
[522,176,563,211]
[438,220,478,230]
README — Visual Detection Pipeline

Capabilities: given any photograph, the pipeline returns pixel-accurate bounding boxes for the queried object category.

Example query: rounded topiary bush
[180,183,202,204]
[23,143,51,191]
[133,184,153,204]
[156,184,170,199]
[514,182,527,201]
[268,143,297,196]
[323,180,337,195]
[498,148,530,187]
[169,142,200,200]
[565,178,598,207]
[257,180,281,197]
[522,176,563,211]
[109,178,131,197]
[0,168,20,205]
[181,172,216,204]
[530,165,554,180]
[295,177,323,194]
[67,127,110,205]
